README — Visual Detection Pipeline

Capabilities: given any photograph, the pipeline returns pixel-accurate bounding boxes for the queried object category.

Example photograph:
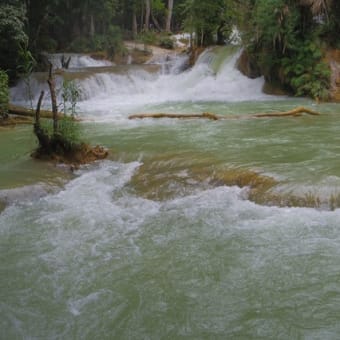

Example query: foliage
[16,46,37,110]
[57,116,81,146]
[67,26,125,58]
[61,80,81,117]
[181,0,234,46]
[40,80,81,148]
[282,41,331,100]
[0,4,29,82]
[40,115,81,148]
[254,0,299,54]
[247,0,331,99]
[0,0,337,101]
[106,26,126,58]
[57,80,81,145]
[137,31,158,48]
[0,69,9,118]
[159,35,175,49]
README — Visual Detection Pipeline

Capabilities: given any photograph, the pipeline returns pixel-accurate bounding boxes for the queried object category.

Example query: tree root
[129,106,320,120]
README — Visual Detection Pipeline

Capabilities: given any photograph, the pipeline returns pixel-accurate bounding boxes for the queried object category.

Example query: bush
[0,70,9,118]
[39,80,81,150]
[57,116,81,147]
[282,41,331,100]
[40,115,81,149]
[105,26,126,59]
[38,36,58,53]
[68,37,91,53]
[137,31,158,50]
[159,36,175,49]
[61,80,81,117]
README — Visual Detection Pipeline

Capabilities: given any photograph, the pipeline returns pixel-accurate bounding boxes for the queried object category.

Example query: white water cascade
[10,47,276,121]
[77,47,275,121]
[47,53,113,69]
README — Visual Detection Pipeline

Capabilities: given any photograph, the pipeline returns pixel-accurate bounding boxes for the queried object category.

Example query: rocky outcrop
[326,49,340,102]
[236,49,288,96]
[236,49,261,79]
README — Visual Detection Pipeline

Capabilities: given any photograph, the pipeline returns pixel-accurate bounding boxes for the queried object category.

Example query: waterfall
[10,46,277,118]
[77,46,275,120]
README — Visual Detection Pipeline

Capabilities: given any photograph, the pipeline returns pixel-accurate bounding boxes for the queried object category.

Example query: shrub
[159,36,175,49]
[137,31,158,51]
[61,80,81,117]
[282,41,331,100]
[105,26,126,59]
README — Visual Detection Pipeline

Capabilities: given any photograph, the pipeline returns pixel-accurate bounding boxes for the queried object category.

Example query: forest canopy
[0,0,339,98]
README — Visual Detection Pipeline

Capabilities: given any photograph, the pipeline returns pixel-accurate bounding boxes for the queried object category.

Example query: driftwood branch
[129,106,320,120]
[253,107,320,118]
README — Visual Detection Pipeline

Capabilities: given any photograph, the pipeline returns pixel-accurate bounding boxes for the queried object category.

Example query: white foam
[48,53,112,69]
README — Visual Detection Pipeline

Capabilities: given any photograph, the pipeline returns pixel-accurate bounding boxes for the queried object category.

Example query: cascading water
[47,53,113,69]
[10,46,273,119]
[3,45,340,339]
[71,46,275,121]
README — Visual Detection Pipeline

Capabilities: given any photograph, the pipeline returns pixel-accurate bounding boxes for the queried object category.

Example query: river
[1,47,340,339]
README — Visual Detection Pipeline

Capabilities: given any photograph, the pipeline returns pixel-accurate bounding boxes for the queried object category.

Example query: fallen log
[253,106,320,118]
[8,104,63,119]
[129,112,220,120]
[129,106,320,120]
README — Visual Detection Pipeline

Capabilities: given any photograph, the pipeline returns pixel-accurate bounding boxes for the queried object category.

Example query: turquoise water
[2,48,340,339]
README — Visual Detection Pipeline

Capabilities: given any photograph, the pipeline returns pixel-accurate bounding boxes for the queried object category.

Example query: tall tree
[145,0,151,31]
[165,0,174,32]
[0,3,28,81]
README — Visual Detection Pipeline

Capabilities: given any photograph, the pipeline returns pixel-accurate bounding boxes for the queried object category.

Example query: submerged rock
[131,153,340,210]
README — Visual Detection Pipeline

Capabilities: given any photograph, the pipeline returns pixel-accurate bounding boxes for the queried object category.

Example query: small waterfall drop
[47,53,113,69]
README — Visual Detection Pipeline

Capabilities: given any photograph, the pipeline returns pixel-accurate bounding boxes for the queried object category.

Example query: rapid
[2,46,340,339]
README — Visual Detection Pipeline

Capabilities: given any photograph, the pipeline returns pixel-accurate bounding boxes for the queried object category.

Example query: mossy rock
[236,50,262,79]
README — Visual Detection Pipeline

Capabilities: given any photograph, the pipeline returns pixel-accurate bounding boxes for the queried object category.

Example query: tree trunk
[165,0,174,32]
[145,0,151,31]
[140,0,144,32]
[217,21,226,45]
[151,12,162,32]
[35,91,44,127]
[132,9,138,38]
[47,64,58,134]
[90,14,95,37]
